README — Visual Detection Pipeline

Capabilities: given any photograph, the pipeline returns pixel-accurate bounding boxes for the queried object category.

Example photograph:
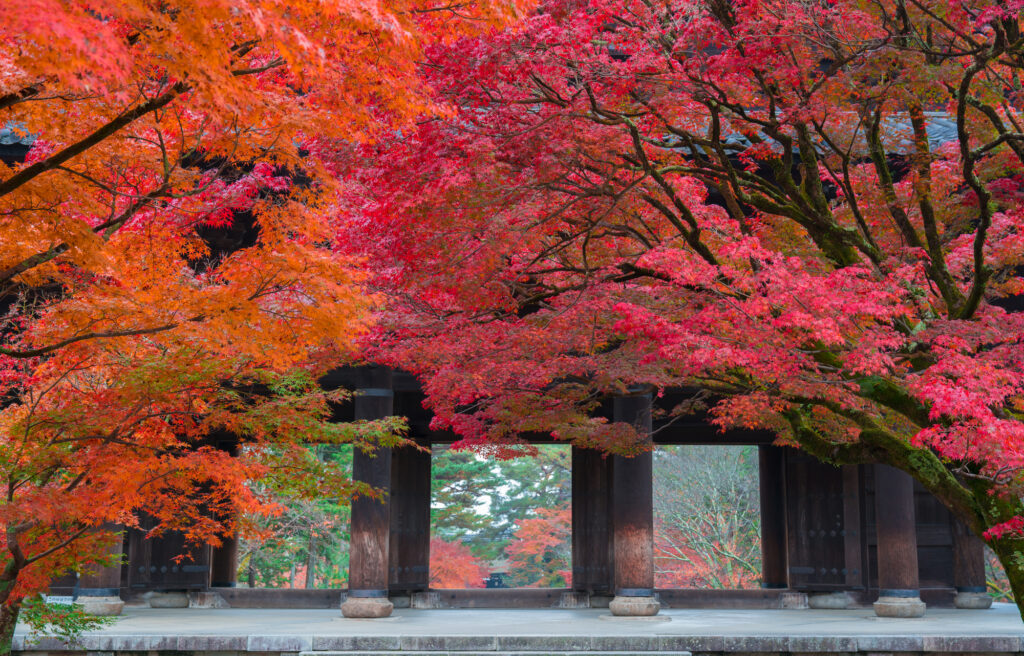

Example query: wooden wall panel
[571,446,614,593]
[126,520,211,591]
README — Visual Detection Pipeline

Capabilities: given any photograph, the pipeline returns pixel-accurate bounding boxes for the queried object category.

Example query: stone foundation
[12,605,1018,656]
[608,595,660,616]
[874,595,927,618]
[341,596,394,618]
[73,595,123,616]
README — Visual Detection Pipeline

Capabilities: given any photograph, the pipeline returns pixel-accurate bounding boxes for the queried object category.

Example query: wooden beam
[571,446,613,594]
[758,445,788,589]
[179,585,958,609]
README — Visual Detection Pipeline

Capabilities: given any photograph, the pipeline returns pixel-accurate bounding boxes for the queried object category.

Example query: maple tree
[0,0,522,650]
[504,505,572,588]
[429,537,489,588]
[340,0,1024,615]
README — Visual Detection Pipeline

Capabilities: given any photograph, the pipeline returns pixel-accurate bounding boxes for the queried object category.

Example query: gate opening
[430,444,571,588]
[237,444,353,589]
[653,445,762,589]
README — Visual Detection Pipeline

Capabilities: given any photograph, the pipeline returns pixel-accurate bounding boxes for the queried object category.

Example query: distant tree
[429,538,489,588]
[504,505,572,588]
[653,446,761,589]
[487,448,572,541]
[987,548,1015,603]
[431,447,504,553]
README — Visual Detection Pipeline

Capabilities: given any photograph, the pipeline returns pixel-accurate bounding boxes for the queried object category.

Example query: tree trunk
[305,531,317,589]
[989,537,1024,607]
[0,601,21,656]
[0,558,21,656]
[973,491,1024,620]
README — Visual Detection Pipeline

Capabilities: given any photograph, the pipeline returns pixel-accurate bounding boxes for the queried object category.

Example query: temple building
[58,367,992,621]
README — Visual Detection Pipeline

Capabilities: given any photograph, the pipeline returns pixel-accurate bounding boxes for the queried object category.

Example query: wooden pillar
[342,367,394,618]
[951,517,992,609]
[389,440,431,593]
[75,526,124,616]
[210,536,239,588]
[609,391,659,616]
[873,465,925,617]
[210,435,239,588]
[758,445,788,589]
[571,446,613,595]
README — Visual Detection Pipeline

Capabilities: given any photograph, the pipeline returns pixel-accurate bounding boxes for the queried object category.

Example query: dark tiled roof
[0,126,33,164]
[685,112,960,156]
[0,126,34,146]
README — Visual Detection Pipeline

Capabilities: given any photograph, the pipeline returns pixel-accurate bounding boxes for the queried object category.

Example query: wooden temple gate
[62,368,991,618]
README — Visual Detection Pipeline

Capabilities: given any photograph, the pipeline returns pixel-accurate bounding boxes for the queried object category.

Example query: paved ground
[13,605,1024,653]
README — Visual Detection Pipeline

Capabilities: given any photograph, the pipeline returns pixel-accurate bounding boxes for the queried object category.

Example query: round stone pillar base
[954,590,993,609]
[874,594,926,618]
[609,595,660,616]
[75,596,124,616]
[342,596,394,618]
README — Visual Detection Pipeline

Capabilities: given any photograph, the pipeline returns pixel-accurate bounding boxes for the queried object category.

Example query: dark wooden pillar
[609,391,659,616]
[389,440,431,593]
[873,465,925,616]
[75,526,124,615]
[210,435,239,588]
[342,367,394,618]
[571,446,613,594]
[758,445,788,589]
[210,536,239,588]
[951,517,992,609]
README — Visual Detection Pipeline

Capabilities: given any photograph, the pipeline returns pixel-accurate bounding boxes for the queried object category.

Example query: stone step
[299,650,692,654]
[301,652,693,656]
[15,633,1024,655]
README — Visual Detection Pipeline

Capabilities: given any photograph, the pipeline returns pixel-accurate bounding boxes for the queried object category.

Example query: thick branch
[0,83,188,198]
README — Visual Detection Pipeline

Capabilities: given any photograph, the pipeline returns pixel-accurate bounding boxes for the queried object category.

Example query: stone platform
[13,605,1024,656]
